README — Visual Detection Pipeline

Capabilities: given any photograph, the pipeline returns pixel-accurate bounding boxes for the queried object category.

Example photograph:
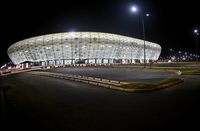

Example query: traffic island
[180,69,200,75]
[29,71,184,93]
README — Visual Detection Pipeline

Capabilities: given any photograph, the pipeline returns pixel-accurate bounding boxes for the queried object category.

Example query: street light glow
[194,29,199,35]
[70,31,75,38]
[131,6,137,12]
[146,13,150,16]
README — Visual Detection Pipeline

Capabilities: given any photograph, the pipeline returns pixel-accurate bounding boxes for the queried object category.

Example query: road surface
[0,69,200,130]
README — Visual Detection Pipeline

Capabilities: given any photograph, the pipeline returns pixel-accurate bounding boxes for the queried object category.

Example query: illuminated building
[8,32,161,66]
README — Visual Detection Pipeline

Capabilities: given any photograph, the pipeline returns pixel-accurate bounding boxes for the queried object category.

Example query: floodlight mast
[194,29,199,63]
[131,5,149,68]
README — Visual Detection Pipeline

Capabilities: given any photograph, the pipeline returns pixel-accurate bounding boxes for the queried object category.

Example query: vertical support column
[63,59,65,65]
[110,59,113,64]
[101,58,104,64]
[95,58,97,64]
[46,60,49,66]
[71,59,72,65]
[132,59,135,64]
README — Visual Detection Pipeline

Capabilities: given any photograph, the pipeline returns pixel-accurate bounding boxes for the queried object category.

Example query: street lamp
[194,28,199,62]
[131,5,149,68]
[131,6,137,12]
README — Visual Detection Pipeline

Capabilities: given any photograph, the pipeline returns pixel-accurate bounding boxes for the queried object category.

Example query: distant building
[7,32,161,66]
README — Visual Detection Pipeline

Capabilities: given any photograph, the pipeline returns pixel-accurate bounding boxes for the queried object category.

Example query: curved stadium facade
[8,32,161,66]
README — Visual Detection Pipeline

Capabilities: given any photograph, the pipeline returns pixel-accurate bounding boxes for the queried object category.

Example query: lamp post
[131,5,149,68]
[141,14,146,68]
[194,29,199,63]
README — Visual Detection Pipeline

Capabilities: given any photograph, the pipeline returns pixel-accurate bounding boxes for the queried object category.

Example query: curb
[29,71,128,90]
[29,71,184,93]
[125,79,184,93]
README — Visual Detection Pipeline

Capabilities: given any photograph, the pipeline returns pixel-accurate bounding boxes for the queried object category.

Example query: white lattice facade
[7,32,161,65]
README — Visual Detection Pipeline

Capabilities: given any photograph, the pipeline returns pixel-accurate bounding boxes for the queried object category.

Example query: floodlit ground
[0,65,200,130]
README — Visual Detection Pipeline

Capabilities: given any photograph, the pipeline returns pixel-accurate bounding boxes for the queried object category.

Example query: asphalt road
[47,67,177,83]
[0,70,200,130]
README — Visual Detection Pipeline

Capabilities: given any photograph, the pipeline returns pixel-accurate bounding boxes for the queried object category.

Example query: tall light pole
[194,29,199,63]
[131,5,149,68]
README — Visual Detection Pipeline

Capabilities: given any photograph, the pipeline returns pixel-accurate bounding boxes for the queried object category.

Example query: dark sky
[0,0,199,65]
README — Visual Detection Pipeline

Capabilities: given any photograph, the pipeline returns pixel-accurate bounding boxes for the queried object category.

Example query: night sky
[0,0,199,65]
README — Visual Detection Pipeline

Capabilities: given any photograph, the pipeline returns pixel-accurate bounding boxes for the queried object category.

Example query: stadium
[7,32,161,67]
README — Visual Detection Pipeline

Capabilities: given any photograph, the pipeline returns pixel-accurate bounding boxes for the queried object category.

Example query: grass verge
[120,78,184,91]
[146,68,200,75]
[180,69,200,75]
